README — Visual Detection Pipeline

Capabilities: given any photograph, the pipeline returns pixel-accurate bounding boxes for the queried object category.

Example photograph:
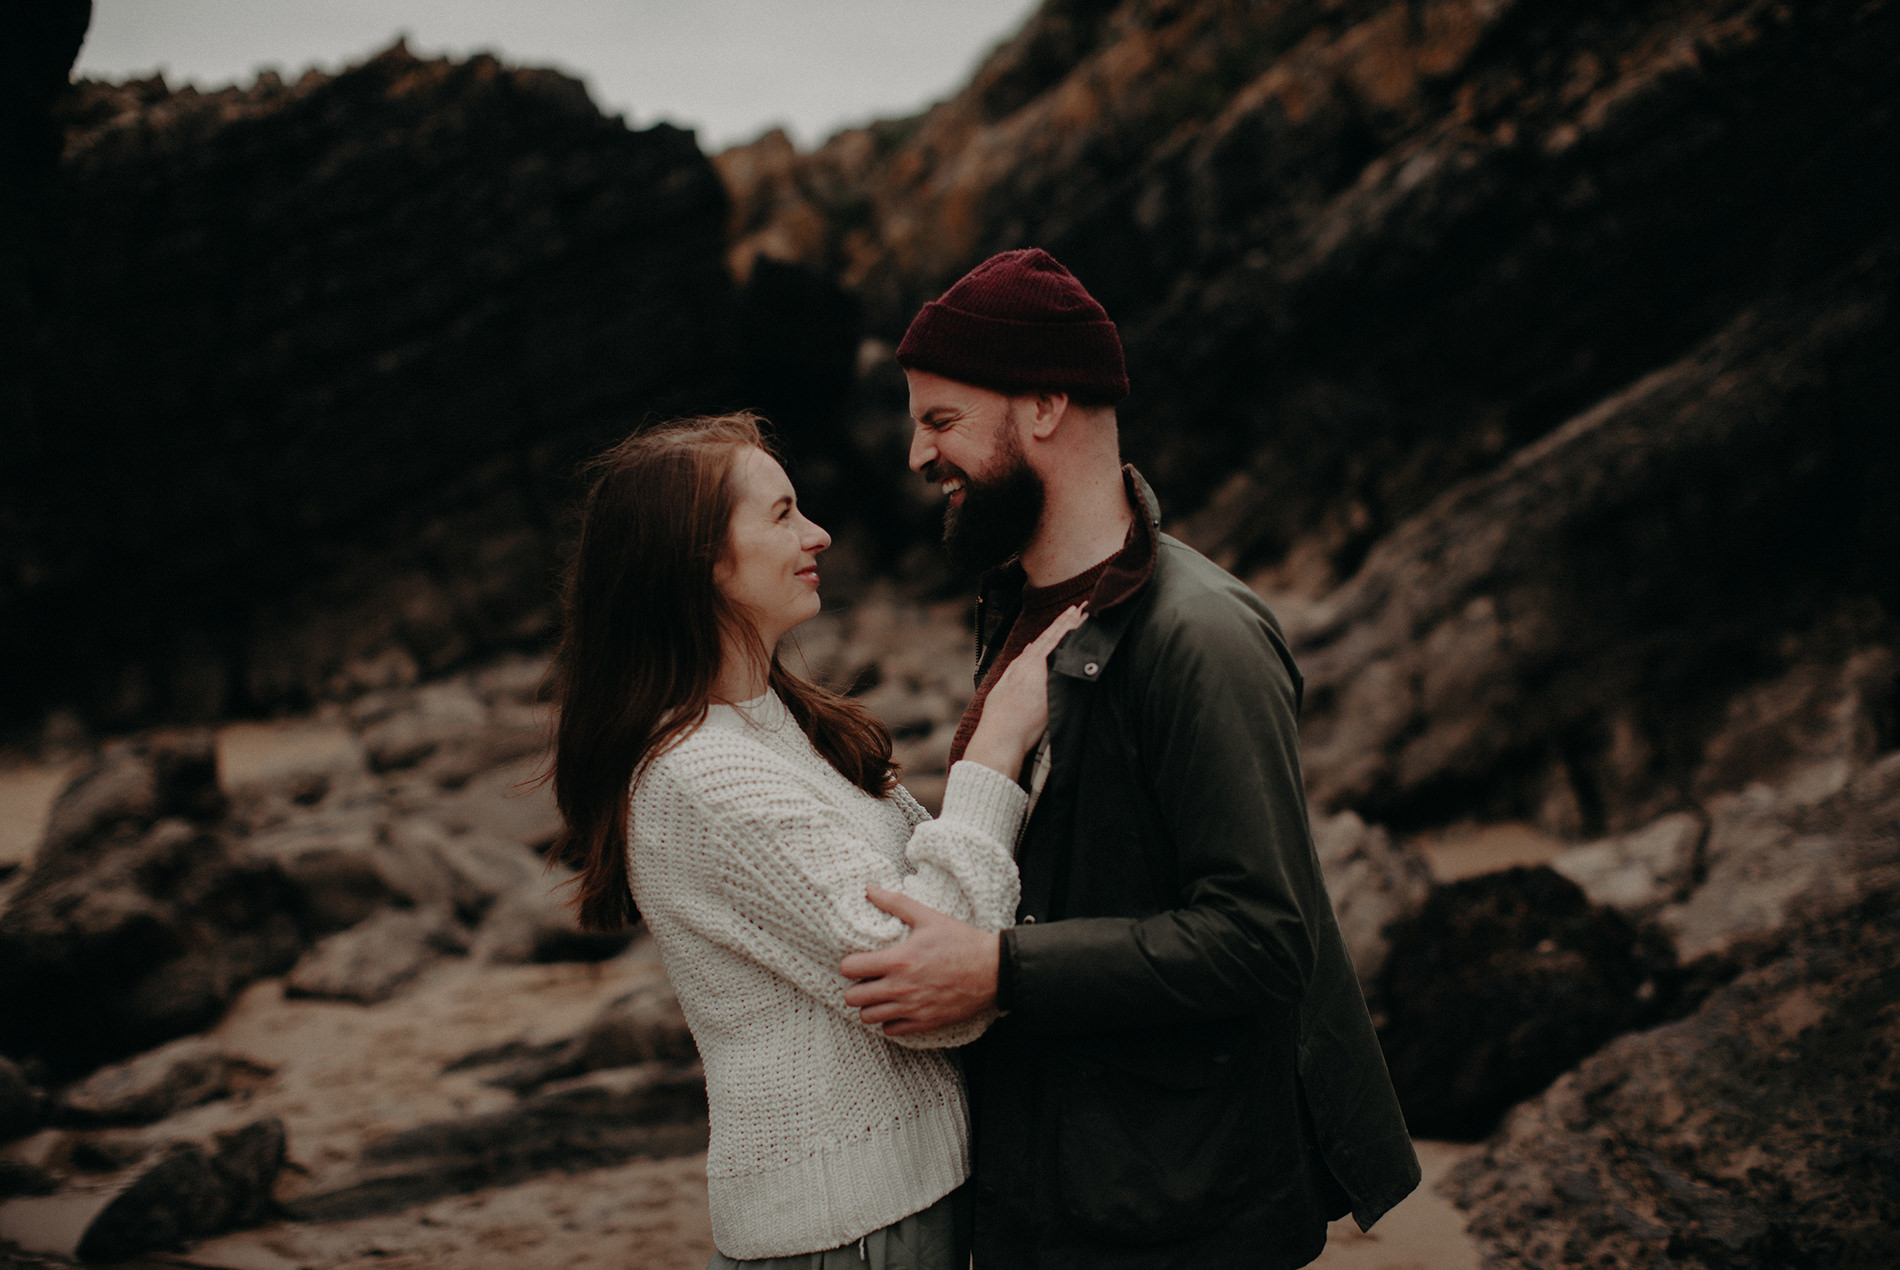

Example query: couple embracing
[546,250,1419,1270]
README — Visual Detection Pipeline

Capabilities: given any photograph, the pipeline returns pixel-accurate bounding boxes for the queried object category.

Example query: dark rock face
[0,734,303,1074]
[0,0,91,437]
[1,40,841,730]
[1446,890,1900,1268]
[1289,267,1900,831]
[720,0,1900,835]
[1376,866,1680,1139]
[0,1060,41,1145]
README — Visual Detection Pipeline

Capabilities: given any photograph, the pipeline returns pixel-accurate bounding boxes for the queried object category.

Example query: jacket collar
[976,465,1162,684]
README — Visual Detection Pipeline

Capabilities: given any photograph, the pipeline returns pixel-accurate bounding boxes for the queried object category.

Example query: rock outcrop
[1446,886,1900,1267]
[1375,866,1681,1139]
[0,733,304,1074]
[2,40,867,733]
[721,0,1900,839]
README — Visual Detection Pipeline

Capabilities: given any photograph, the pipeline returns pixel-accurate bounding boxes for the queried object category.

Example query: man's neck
[1019,461,1132,587]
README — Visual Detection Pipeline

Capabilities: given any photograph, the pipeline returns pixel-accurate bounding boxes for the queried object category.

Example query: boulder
[425,755,564,854]
[1311,810,1433,994]
[357,680,490,774]
[1376,866,1680,1139]
[1658,751,1900,964]
[58,1037,263,1125]
[284,1063,704,1221]
[0,1119,284,1262]
[471,874,635,966]
[0,815,304,1075]
[241,800,462,933]
[37,731,225,859]
[476,978,697,1092]
[214,718,367,805]
[1446,890,1900,1268]
[383,817,542,924]
[285,907,469,1005]
[1552,811,1705,915]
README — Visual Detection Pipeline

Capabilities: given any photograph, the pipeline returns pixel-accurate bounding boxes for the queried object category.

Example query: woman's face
[715,447,831,648]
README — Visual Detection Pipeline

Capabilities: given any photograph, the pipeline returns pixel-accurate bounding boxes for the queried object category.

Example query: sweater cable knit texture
[627,689,1027,1259]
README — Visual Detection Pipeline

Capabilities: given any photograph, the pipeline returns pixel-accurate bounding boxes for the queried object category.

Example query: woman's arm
[644,746,1024,1049]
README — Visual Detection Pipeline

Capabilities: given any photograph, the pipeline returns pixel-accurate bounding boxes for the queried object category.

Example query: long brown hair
[550,412,897,931]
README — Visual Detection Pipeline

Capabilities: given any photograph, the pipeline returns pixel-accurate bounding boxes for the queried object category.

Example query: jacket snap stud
[1083,661,1100,676]
[1021,914,1037,924]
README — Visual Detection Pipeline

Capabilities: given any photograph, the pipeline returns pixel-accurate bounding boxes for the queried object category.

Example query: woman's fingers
[1028,603,1087,656]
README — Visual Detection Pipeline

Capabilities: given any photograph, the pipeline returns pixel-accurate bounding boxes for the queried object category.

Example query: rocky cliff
[722,0,1900,837]
[1,33,865,733]
[3,0,1898,1264]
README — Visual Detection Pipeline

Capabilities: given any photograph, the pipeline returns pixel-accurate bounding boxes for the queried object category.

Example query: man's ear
[1028,391,1071,441]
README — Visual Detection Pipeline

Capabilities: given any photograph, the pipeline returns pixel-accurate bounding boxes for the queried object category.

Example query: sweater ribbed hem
[708,1099,970,1260]
[937,760,1029,847]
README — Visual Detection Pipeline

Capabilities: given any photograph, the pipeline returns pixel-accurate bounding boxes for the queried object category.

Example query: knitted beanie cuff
[895,248,1130,402]
[898,301,1130,402]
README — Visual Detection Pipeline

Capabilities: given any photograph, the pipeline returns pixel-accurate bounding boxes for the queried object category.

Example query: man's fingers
[864,885,941,927]
[855,1001,909,1025]
[840,947,897,981]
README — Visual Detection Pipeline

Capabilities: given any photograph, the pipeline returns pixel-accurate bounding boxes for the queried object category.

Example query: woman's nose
[804,517,831,553]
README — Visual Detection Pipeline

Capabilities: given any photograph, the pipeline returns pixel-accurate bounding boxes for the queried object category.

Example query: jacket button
[1020,914,1037,924]
[1083,661,1099,676]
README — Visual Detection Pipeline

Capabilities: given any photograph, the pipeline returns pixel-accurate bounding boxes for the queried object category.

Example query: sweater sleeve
[645,744,1025,1050]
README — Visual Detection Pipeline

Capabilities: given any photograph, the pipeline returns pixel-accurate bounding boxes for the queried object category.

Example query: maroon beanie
[896,248,1129,402]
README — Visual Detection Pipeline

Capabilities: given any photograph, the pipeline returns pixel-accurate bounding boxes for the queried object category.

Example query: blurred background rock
[1,0,1895,1266]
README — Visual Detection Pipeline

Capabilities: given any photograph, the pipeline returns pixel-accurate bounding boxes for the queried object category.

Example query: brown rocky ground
[4,0,1896,1263]
[0,591,1499,1268]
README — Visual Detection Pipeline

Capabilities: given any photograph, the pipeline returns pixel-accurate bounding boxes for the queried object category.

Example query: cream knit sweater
[626,689,1027,1259]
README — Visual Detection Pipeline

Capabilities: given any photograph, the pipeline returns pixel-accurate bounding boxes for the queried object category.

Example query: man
[840,248,1420,1268]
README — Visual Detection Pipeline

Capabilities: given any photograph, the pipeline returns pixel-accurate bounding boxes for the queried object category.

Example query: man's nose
[908,424,934,474]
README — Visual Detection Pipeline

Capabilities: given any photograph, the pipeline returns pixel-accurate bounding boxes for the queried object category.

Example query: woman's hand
[961,604,1088,780]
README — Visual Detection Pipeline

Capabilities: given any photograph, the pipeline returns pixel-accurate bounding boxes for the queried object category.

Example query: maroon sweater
[947,477,1157,767]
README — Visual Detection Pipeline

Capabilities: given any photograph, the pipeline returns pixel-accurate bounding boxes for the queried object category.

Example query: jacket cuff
[939,759,1029,848]
[995,926,1022,1012]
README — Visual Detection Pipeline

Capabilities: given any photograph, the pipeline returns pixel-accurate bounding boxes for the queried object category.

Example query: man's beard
[941,426,1045,574]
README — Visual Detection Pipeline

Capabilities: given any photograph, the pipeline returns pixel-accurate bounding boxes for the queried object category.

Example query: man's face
[905,369,1046,574]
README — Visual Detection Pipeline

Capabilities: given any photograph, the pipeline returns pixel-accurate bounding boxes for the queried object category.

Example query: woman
[548,413,1083,1268]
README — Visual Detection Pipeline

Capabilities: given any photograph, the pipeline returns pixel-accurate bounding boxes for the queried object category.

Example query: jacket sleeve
[659,751,1025,1049]
[1004,589,1323,1032]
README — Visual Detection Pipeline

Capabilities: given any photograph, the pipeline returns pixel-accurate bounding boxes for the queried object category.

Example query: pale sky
[76,0,1043,152]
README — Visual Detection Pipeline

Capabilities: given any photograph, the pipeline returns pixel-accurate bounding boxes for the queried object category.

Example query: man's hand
[841,888,999,1035]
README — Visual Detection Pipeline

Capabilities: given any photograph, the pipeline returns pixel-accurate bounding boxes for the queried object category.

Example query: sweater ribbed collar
[706,688,792,734]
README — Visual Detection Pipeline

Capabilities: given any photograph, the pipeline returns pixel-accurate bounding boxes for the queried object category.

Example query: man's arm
[839,889,998,1035]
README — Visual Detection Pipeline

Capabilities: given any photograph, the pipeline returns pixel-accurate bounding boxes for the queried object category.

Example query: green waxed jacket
[966,470,1419,1270]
